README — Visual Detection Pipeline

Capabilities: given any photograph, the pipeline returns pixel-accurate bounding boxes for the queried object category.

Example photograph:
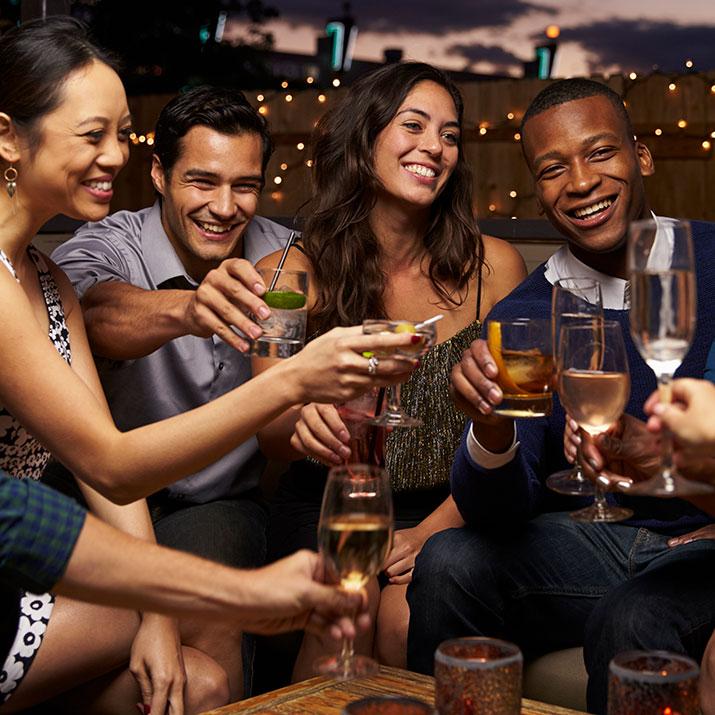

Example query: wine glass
[628,218,711,496]
[314,464,393,679]
[558,321,633,522]
[362,319,437,427]
[547,277,603,496]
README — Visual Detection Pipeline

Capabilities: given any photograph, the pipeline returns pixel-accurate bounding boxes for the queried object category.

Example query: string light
[629,72,637,80]
[488,204,496,212]
[654,128,662,136]
[258,105,268,115]
[513,133,521,141]
[271,191,283,201]
[306,160,313,167]
[296,142,305,150]
[711,85,715,94]
[668,83,677,92]
[678,119,687,128]
[280,81,288,89]
[685,59,694,69]
[506,112,514,120]
[509,190,518,198]
[711,131,715,139]
[479,127,487,136]
[306,76,314,84]
[332,78,341,87]
[280,162,288,171]
[318,94,327,103]
[273,176,282,185]
[256,94,264,102]
[285,94,293,102]
[702,140,711,150]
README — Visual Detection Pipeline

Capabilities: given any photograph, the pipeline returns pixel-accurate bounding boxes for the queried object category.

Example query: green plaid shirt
[0,472,86,593]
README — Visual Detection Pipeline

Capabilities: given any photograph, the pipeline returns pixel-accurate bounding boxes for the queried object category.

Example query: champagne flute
[559,321,633,522]
[627,218,710,496]
[547,277,603,496]
[362,319,437,428]
[314,464,393,679]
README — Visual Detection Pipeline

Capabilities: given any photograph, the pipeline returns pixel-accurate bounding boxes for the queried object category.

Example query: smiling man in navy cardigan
[406,79,715,714]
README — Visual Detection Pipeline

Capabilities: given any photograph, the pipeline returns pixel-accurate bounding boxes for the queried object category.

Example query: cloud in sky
[543,19,715,73]
[446,42,525,72]
[271,0,554,34]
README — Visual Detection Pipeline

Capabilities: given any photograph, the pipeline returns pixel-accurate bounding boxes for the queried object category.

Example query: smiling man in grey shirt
[53,86,291,699]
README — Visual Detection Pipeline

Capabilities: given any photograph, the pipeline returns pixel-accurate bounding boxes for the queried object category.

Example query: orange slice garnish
[487,321,522,394]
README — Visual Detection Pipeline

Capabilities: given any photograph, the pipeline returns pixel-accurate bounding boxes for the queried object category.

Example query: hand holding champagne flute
[315,464,393,679]
[558,321,632,522]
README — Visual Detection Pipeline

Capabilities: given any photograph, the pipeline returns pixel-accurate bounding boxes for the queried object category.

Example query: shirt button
[218,362,224,371]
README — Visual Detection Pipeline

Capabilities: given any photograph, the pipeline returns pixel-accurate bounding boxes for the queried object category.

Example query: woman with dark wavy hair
[257,61,527,674]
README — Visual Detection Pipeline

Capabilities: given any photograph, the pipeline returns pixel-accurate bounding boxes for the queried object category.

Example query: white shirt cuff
[466,422,519,469]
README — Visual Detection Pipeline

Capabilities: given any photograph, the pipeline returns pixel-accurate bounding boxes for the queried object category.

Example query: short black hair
[153,86,273,176]
[0,17,118,149]
[521,78,635,139]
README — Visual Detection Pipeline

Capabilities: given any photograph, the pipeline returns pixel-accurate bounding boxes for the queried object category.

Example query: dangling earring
[4,166,17,198]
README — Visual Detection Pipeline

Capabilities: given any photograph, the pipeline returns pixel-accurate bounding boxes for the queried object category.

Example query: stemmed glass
[558,321,632,522]
[627,218,711,496]
[362,319,437,427]
[547,277,603,496]
[314,464,393,679]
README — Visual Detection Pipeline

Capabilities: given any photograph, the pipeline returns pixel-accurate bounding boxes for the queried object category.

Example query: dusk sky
[248,0,715,77]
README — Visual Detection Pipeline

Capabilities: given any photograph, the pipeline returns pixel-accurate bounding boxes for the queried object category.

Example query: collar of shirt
[543,211,668,310]
[141,201,199,290]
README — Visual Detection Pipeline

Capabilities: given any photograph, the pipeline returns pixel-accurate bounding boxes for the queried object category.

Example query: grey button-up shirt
[53,202,291,502]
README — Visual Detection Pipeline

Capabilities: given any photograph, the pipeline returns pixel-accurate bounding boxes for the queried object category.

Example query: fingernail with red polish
[144,705,151,715]
[411,335,421,344]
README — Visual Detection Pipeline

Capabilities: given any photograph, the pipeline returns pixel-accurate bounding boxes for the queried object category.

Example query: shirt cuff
[466,422,519,469]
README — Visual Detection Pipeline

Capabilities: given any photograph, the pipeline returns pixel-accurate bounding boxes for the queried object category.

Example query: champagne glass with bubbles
[547,277,603,496]
[315,464,393,679]
[559,321,632,522]
[628,218,711,496]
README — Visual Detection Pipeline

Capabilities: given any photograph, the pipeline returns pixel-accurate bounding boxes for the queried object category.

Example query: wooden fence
[114,73,715,223]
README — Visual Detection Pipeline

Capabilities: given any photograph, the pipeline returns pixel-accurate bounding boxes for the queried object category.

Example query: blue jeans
[406,512,715,714]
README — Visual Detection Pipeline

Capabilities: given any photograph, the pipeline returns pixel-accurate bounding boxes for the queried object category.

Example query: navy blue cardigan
[451,221,715,535]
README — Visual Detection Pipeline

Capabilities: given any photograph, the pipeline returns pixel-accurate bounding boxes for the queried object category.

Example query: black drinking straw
[267,231,297,292]
[368,387,386,459]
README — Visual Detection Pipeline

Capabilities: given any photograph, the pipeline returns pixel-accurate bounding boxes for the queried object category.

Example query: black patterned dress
[0,246,72,703]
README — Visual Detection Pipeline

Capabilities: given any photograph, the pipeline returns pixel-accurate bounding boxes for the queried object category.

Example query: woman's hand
[291,403,351,465]
[382,526,430,585]
[645,379,715,456]
[289,326,418,405]
[129,613,186,715]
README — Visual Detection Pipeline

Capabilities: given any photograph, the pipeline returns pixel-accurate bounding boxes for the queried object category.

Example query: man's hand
[450,339,515,452]
[579,414,661,489]
[241,551,369,641]
[184,258,270,352]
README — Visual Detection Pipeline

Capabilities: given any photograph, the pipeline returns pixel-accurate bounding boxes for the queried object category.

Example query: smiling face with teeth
[372,80,460,213]
[12,60,131,224]
[523,94,654,274]
[151,125,264,280]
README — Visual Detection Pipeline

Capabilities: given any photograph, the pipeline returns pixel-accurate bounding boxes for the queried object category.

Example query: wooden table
[201,666,588,714]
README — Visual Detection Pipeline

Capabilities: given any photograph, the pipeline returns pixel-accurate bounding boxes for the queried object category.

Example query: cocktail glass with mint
[252,268,308,358]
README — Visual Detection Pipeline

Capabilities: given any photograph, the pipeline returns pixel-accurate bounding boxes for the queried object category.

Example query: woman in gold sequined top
[256,62,527,676]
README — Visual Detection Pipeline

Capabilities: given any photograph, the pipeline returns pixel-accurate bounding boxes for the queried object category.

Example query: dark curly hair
[302,62,484,332]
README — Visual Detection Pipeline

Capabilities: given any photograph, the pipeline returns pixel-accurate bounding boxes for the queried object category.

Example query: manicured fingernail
[339,446,351,458]
[488,387,502,403]
[588,458,599,470]
[339,430,350,442]
[145,706,151,715]
[258,306,270,319]
[653,404,665,415]
[478,400,491,415]
[411,335,421,344]
[485,362,497,376]
[570,419,579,431]
[597,475,610,487]
[253,282,265,295]
[249,325,263,339]
[616,480,632,491]
[573,435,582,445]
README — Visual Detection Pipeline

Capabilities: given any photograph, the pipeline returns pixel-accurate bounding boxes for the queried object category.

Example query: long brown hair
[302,62,484,333]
